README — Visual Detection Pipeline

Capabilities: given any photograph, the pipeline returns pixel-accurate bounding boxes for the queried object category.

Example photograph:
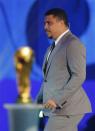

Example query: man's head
[44,8,69,40]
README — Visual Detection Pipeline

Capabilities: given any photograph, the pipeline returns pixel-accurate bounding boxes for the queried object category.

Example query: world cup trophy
[14,46,34,103]
[4,46,43,131]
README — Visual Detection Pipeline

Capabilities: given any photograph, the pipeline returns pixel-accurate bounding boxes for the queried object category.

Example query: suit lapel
[45,42,61,76]
[42,45,52,76]
[44,31,72,79]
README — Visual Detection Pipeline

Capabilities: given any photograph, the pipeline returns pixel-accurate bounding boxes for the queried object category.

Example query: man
[36,8,91,131]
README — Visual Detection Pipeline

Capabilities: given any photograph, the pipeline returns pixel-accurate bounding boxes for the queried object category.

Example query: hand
[44,99,57,109]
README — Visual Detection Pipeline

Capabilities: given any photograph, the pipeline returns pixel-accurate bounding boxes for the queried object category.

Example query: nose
[44,23,48,30]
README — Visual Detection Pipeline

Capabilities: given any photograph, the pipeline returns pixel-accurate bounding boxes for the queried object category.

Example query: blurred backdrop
[0,0,95,131]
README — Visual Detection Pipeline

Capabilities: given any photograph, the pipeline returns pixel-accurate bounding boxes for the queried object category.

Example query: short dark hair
[45,8,69,27]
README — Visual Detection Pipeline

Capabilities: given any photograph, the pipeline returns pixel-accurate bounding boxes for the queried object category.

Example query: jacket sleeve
[52,40,86,108]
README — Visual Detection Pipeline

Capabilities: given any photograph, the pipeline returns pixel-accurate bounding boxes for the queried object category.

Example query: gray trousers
[44,114,84,131]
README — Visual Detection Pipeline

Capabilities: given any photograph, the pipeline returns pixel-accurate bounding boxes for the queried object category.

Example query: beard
[46,31,53,39]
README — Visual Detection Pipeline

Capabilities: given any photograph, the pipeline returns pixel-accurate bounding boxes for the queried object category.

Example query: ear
[60,20,65,25]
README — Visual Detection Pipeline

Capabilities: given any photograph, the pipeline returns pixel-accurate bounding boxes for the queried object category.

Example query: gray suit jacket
[37,31,91,116]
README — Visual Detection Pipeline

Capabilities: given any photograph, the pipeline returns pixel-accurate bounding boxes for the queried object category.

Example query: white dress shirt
[55,29,69,46]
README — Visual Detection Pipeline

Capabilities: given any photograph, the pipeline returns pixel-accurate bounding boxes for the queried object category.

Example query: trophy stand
[4,104,43,131]
[4,47,44,131]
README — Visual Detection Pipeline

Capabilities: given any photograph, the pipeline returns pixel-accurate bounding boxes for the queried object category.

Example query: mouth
[45,29,50,32]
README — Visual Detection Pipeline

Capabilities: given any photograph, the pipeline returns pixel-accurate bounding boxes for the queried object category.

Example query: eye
[47,21,53,26]
[44,21,53,27]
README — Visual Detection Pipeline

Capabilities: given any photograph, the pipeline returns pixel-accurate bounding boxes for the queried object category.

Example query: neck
[54,27,69,40]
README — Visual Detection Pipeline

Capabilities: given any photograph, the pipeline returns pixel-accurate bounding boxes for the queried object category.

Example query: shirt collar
[55,29,69,46]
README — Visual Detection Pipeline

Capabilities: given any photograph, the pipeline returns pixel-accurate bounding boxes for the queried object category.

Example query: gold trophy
[15,46,34,103]
[4,47,43,131]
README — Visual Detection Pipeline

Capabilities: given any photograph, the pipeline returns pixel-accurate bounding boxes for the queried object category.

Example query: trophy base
[4,104,43,131]
[16,95,32,104]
